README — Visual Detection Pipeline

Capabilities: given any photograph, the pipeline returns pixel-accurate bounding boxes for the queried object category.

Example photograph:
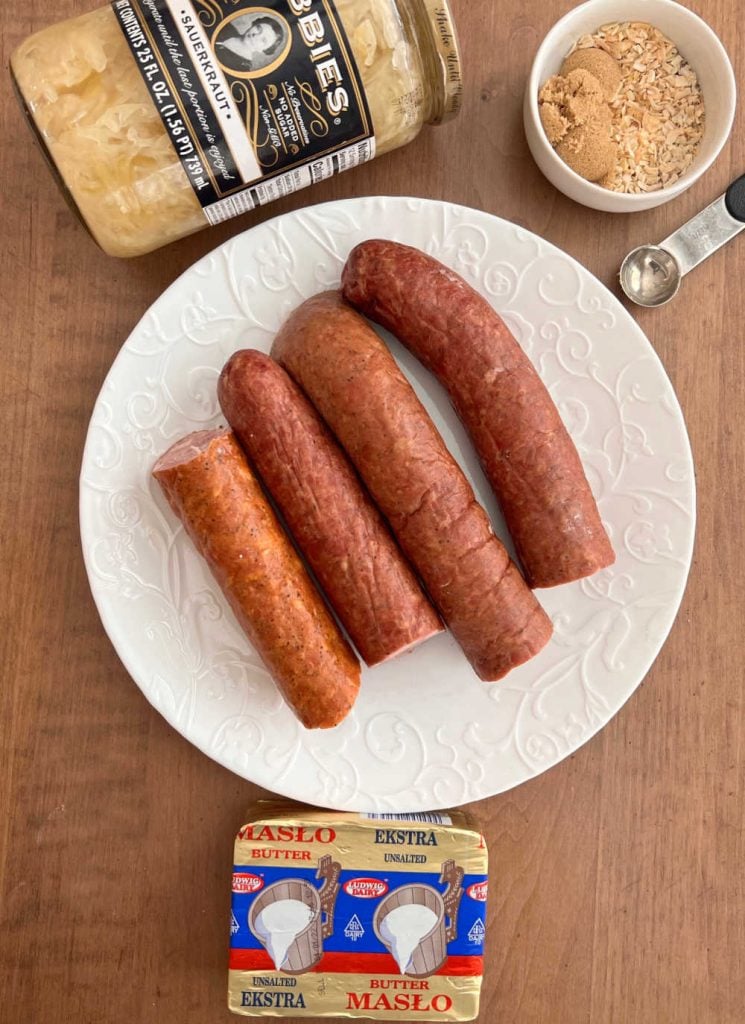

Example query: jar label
[111,0,375,221]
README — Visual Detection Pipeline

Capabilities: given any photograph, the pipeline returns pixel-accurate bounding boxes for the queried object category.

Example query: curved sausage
[342,239,615,589]
[272,292,552,682]
[152,428,360,729]
[218,350,442,666]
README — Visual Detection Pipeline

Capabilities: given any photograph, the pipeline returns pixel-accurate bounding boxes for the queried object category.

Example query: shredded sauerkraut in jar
[12,2,427,257]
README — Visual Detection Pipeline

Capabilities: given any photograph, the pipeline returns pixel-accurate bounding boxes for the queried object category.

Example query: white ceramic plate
[79,196,695,811]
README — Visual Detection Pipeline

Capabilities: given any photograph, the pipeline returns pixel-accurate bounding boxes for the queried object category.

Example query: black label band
[112,0,374,218]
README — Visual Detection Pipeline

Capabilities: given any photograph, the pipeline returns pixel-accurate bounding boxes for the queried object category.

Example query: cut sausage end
[365,622,444,667]
[152,427,229,476]
[474,605,554,682]
[527,549,616,590]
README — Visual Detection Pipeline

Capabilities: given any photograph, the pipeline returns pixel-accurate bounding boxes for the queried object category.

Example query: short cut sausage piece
[218,350,442,666]
[152,428,360,729]
[272,292,552,682]
[342,239,615,589]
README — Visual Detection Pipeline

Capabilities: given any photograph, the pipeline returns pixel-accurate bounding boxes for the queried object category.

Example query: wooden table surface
[2,1,744,1021]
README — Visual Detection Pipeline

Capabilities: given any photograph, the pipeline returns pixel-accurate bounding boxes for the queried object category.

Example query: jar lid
[420,0,463,124]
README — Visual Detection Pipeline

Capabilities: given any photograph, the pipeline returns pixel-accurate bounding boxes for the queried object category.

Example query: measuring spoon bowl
[620,245,682,308]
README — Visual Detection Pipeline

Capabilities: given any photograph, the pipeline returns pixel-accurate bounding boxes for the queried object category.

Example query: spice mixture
[539,22,705,193]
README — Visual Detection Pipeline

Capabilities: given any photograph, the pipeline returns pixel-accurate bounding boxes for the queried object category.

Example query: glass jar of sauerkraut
[11,1,462,258]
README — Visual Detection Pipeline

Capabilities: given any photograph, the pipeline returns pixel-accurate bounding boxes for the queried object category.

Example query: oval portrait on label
[213,8,292,79]
[343,877,389,899]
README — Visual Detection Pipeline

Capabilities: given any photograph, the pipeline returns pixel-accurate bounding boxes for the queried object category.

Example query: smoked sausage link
[272,292,552,682]
[342,239,615,589]
[218,350,442,666]
[152,428,360,729]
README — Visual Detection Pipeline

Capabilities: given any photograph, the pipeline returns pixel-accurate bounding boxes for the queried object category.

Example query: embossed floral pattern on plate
[79,197,696,811]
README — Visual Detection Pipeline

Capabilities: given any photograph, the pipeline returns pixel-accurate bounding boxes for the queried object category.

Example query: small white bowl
[524,0,736,212]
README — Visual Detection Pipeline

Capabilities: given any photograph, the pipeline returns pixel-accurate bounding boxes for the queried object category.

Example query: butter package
[228,806,488,1020]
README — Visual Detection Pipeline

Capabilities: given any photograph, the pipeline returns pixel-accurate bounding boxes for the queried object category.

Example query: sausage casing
[342,239,615,588]
[152,428,360,728]
[272,292,552,682]
[218,350,442,666]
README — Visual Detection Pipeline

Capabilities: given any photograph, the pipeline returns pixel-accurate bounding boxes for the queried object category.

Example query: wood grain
[2,1,744,1021]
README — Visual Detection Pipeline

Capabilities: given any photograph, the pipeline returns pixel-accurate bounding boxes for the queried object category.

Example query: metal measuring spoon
[620,174,745,308]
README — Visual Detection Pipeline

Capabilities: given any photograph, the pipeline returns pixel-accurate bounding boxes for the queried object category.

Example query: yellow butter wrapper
[228,806,488,1020]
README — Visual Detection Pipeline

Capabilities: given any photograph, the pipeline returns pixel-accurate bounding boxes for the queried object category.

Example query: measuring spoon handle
[661,173,745,278]
[725,174,745,222]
